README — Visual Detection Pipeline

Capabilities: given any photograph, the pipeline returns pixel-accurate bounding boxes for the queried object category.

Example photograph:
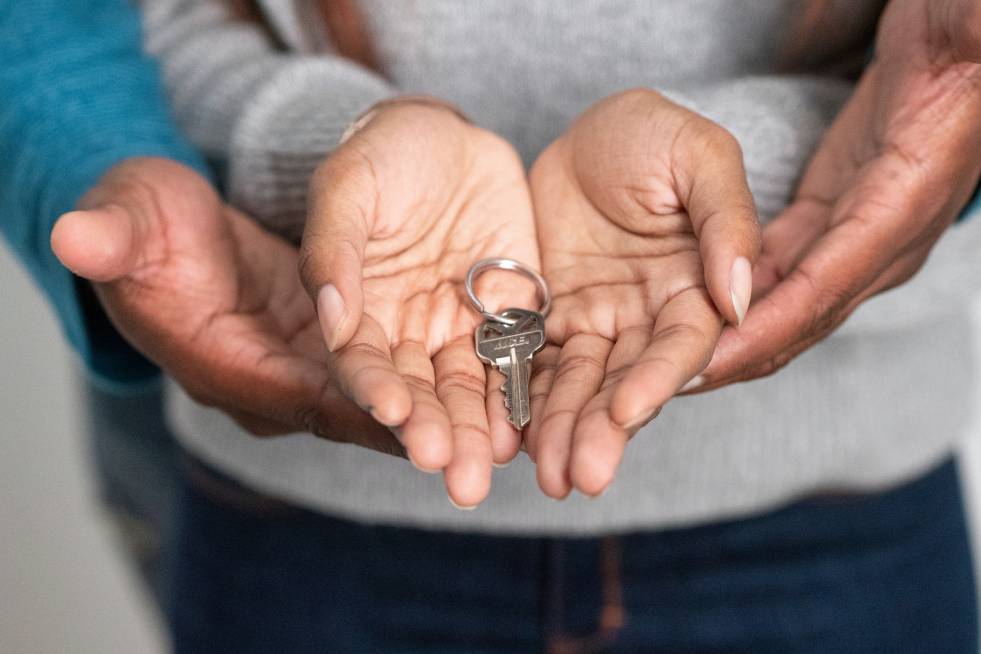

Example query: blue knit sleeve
[0,0,212,391]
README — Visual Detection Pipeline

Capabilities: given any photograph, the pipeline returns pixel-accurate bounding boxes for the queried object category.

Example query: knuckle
[437,370,485,397]
[452,421,490,440]
[690,118,742,160]
[344,340,387,358]
[296,244,320,287]
[658,321,710,346]
[790,267,850,337]
[294,404,327,438]
[552,354,605,385]
[402,373,434,394]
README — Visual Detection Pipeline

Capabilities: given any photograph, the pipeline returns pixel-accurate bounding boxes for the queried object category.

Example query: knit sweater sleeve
[0,0,212,389]
[663,77,981,336]
[140,0,395,239]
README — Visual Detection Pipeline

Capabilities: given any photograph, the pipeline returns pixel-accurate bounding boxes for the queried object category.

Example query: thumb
[678,122,761,326]
[299,155,374,352]
[51,205,148,282]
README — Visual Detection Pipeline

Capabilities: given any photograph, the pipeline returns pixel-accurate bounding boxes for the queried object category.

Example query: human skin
[303,95,760,505]
[51,158,399,455]
[299,103,541,508]
[696,0,981,390]
[525,89,761,498]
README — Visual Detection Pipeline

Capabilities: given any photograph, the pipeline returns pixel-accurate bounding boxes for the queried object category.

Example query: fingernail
[316,284,347,351]
[622,407,660,431]
[729,257,752,326]
[371,406,398,428]
[449,496,477,511]
[399,432,441,473]
[586,485,609,499]
[407,451,440,474]
[493,460,513,469]
[681,375,704,393]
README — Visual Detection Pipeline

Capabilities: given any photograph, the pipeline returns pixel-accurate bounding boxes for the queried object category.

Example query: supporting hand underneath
[51,158,397,454]
[698,0,981,389]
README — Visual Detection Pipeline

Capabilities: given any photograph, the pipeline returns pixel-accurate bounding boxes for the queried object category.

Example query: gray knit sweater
[144,0,981,534]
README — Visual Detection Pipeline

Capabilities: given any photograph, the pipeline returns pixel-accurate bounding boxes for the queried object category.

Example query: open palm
[526,90,760,498]
[301,103,540,508]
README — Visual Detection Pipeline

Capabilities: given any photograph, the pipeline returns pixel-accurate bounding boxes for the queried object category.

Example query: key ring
[466,258,551,326]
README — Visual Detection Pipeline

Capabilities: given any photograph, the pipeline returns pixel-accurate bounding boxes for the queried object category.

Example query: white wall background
[1,239,980,653]
[0,245,165,653]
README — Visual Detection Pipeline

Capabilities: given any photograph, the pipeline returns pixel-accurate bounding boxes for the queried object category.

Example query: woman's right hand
[300,100,541,509]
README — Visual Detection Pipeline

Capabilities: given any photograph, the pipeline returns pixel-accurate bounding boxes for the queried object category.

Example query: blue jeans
[81,380,978,652]
[163,454,977,653]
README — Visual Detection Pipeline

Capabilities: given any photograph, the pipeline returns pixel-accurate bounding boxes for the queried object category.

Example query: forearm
[141,0,395,233]
[0,0,211,388]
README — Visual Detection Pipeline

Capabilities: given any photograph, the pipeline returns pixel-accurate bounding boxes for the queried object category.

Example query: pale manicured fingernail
[587,485,609,499]
[622,406,661,431]
[681,375,705,393]
[493,460,513,469]
[407,451,440,474]
[316,284,347,351]
[449,496,477,511]
[729,257,752,326]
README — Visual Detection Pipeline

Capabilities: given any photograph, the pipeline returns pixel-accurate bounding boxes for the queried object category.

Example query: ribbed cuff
[228,57,395,240]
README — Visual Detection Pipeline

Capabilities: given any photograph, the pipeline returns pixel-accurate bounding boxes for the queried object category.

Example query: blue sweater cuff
[0,0,214,391]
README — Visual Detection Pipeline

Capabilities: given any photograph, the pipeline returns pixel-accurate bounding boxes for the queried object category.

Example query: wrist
[339,95,471,145]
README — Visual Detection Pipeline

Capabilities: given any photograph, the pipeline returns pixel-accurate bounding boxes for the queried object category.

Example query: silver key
[475,308,546,429]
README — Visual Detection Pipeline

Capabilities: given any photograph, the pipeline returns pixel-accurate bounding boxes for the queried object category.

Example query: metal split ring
[465,258,551,326]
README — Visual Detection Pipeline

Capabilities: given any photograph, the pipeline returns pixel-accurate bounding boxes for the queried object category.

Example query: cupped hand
[526,89,760,498]
[300,101,540,508]
[51,158,396,454]
[698,0,981,389]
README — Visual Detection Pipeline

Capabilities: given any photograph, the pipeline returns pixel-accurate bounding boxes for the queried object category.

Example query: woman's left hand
[526,89,760,498]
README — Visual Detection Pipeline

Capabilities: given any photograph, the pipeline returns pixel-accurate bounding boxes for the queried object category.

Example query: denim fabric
[163,457,977,654]
[80,376,181,605]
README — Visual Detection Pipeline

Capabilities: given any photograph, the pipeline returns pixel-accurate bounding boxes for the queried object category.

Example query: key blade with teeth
[475,308,545,429]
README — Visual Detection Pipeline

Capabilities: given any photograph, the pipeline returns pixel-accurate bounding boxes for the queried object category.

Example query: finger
[226,410,296,437]
[609,287,722,428]
[169,334,405,455]
[748,198,833,300]
[678,120,761,326]
[758,198,832,281]
[568,327,651,496]
[299,153,375,351]
[51,207,153,282]
[434,336,493,509]
[535,334,612,499]
[697,244,932,391]
[392,341,454,472]
[525,345,560,461]
[698,190,920,386]
[329,316,412,427]
[485,368,521,467]
[698,144,948,387]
